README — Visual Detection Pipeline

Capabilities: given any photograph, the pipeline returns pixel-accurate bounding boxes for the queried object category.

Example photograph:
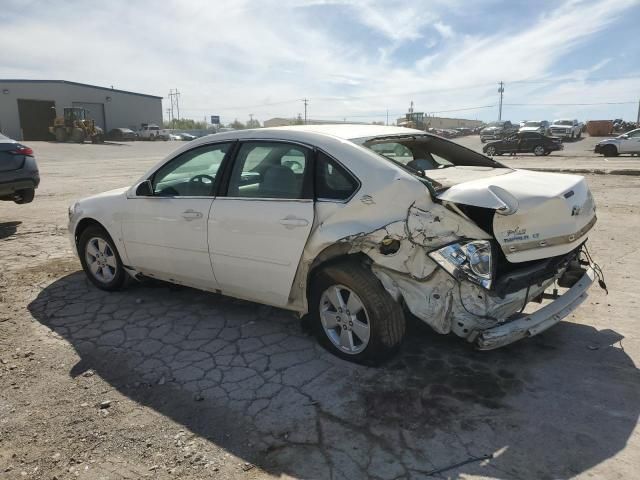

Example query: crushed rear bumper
[474,267,594,350]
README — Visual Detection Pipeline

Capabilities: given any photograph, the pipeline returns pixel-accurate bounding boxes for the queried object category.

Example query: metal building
[0,79,163,141]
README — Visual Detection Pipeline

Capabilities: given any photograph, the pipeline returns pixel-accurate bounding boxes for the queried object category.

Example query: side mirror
[135,179,153,196]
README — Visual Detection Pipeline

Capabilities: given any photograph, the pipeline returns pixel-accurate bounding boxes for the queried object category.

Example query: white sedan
[595,128,640,156]
[68,125,600,363]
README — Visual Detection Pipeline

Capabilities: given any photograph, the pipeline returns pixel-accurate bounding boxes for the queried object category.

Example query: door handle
[279,216,309,229]
[182,209,203,221]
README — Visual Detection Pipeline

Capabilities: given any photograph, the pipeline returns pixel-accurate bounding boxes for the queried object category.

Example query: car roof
[263,124,424,140]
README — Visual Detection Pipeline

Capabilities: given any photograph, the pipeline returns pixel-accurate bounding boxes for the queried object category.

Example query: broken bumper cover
[475,267,595,350]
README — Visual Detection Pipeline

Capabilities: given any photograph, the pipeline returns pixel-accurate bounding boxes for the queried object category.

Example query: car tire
[603,145,618,157]
[78,226,127,291]
[577,131,582,139]
[533,145,546,156]
[486,145,496,156]
[14,188,35,204]
[310,261,406,365]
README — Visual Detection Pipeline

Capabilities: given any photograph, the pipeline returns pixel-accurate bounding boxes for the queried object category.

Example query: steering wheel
[190,174,215,184]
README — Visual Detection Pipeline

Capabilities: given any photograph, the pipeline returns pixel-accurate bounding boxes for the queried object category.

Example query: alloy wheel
[319,285,371,355]
[85,237,118,283]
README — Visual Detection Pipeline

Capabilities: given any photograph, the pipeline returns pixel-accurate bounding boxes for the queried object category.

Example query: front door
[208,141,314,307]
[121,142,233,289]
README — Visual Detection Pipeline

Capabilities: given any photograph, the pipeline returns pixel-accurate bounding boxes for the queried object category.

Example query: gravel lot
[1,137,640,479]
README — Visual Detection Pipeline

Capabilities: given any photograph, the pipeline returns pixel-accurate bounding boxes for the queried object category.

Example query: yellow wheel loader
[49,108,104,143]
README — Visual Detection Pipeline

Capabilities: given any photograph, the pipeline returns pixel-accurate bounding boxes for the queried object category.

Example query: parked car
[0,133,39,204]
[178,133,197,141]
[483,132,563,156]
[519,120,550,135]
[594,128,640,156]
[137,124,170,141]
[550,119,582,140]
[480,121,518,143]
[68,125,599,363]
[106,128,137,141]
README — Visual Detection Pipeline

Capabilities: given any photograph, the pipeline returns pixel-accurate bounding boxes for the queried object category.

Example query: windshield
[524,121,541,127]
[485,122,504,127]
[357,134,504,182]
[555,120,573,126]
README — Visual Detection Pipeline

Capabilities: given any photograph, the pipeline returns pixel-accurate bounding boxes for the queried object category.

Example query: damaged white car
[68,125,603,363]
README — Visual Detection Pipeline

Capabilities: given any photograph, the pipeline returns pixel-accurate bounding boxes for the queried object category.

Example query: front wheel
[78,226,126,291]
[485,145,497,156]
[603,145,618,157]
[533,145,546,156]
[310,262,406,365]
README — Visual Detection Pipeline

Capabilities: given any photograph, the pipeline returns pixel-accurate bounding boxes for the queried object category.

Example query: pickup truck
[137,124,170,141]
[549,119,582,140]
[480,121,518,143]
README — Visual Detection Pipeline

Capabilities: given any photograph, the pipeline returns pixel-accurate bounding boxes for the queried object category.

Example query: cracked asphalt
[1,140,640,479]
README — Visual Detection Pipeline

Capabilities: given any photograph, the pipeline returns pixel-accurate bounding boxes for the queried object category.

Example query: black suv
[483,131,563,157]
[0,133,39,204]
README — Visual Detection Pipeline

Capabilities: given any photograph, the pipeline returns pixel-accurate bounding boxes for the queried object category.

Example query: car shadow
[28,273,640,479]
[0,220,21,239]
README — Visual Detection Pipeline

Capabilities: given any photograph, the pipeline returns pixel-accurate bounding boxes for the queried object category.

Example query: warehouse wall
[0,81,162,140]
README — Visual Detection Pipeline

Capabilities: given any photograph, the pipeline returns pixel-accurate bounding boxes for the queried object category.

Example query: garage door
[17,99,56,141]
[72,102,106,131]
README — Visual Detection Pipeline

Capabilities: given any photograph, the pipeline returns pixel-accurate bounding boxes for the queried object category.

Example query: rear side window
[315,152,358,201]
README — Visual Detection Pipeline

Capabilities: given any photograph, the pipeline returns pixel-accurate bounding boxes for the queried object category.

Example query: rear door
[208,141,314,307]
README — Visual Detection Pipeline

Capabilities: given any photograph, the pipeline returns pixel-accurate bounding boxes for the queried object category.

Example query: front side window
[227,142,310,199]
[152,143,232,197]
[315,152,358,201]
[625,129,640,138]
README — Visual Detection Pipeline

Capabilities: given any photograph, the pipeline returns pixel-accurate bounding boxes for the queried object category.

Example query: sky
[2,0,640,125]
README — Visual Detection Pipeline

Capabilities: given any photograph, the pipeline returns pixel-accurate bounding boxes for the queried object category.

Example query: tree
[163,118,207,130]
[230,119,246,130]
[246,118,261,129]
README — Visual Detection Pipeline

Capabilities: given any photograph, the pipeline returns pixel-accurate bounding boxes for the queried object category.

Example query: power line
[504,101,637,106]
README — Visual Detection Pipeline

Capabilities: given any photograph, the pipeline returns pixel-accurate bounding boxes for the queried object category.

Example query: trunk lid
[0,141,26,172]
[432,168,596,262]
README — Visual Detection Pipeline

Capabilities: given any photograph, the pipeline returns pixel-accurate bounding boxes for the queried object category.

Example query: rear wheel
[78,226,126,291]
[14,188,35,204]
[310,261,406,364]
[486,145,497,156]
[603,145,618,157]
[55,127,67,142]
[533,145,546,156]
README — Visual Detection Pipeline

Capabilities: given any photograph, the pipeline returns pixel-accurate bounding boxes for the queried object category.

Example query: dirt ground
[1,139,639,479]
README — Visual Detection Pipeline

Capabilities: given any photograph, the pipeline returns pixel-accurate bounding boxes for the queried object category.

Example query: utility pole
[249,113,254,126]
[302,98,308,124]
[498,81,504,121]
[168,88,181,125]
[636,97,640,125]
[166,108,172,124]
[386,109,389,126]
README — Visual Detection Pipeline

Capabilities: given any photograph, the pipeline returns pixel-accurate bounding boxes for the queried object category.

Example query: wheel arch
[74,217,107,247]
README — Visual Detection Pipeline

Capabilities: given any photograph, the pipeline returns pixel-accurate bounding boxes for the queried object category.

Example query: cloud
[433,21,454,38]
[0,0,638,123]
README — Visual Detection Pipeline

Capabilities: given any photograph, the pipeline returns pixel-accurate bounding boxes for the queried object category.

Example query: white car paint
[69,124,599,349]
[595,128,640,154]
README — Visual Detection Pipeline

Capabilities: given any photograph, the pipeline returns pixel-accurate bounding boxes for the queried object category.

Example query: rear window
[359,134,500,172]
